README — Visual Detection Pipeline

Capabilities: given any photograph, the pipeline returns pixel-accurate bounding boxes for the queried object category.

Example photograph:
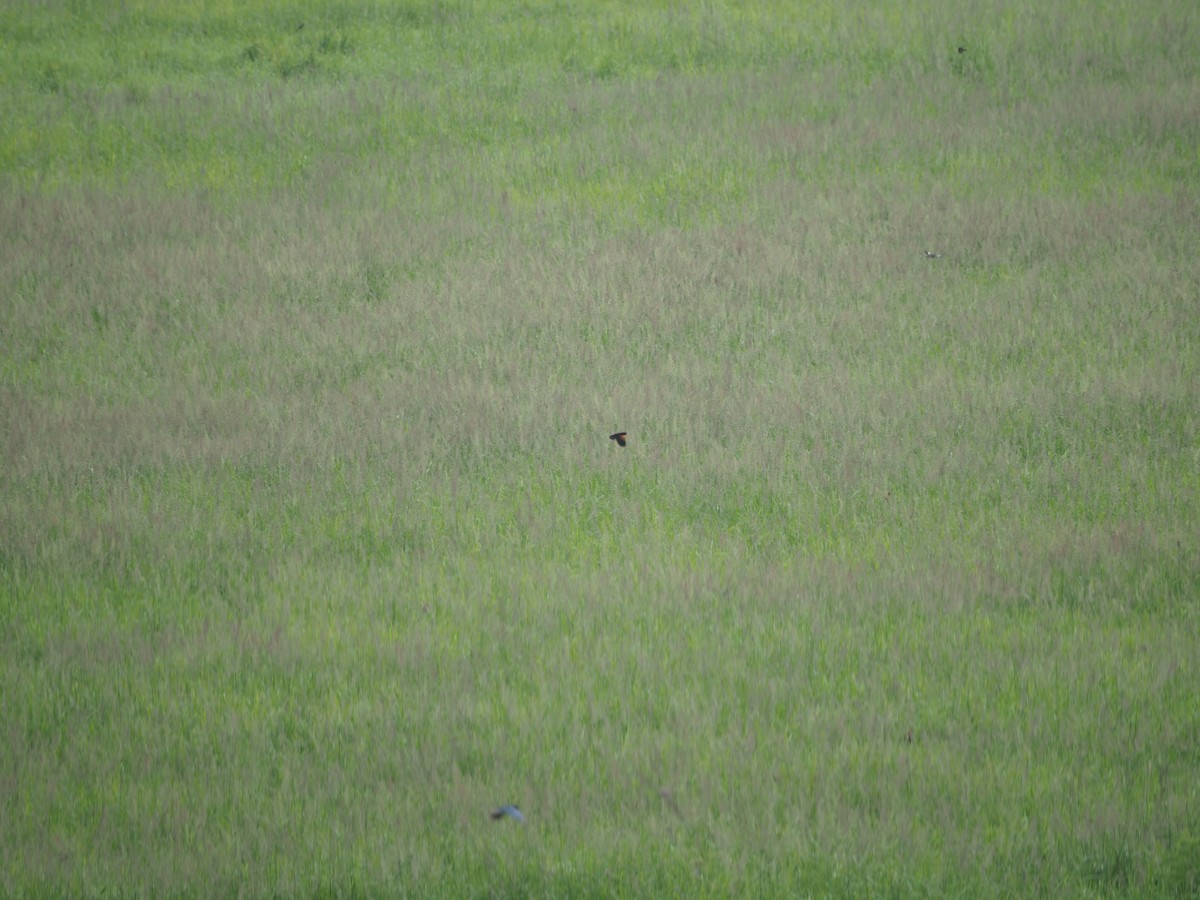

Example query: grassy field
[3,0,1199,895]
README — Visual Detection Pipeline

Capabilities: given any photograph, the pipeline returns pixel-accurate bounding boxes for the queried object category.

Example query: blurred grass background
[2,0,1199,895]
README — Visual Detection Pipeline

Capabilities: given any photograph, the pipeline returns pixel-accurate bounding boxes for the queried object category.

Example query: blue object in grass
[490,805,525,823]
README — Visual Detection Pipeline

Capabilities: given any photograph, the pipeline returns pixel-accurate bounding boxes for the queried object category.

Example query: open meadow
[2,0,1199,895]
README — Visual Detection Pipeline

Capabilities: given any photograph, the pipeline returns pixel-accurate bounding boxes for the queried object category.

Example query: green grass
[3,0,1199,896]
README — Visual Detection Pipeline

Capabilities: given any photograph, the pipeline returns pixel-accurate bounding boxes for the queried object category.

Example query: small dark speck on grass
[924,250,942,258]
[957,46,966,53]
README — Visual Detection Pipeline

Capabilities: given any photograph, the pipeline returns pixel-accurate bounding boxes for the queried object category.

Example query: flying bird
[490,805,525,823]
[924,250,942,259]
[609,432,628,447]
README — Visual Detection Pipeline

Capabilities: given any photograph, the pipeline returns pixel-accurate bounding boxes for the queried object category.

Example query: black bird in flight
[609,432,628,447]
